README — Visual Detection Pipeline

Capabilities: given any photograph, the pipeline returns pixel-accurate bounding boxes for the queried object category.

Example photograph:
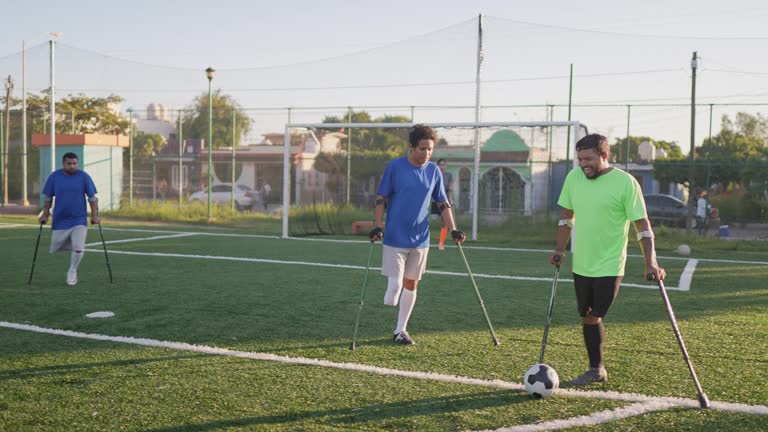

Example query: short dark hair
[575,134,609,156]
[408,124,437,148]
[62,152,78,162]
[436,158,446,165]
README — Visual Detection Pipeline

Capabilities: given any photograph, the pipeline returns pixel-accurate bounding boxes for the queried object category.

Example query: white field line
[0,321,766,416]
[85,249,678,291]
[677,259,699,292]
[0,223,768,265]
[3,223,767,266]
[474,401,678,432]
[0,224,26,229]
[84,232,199,247]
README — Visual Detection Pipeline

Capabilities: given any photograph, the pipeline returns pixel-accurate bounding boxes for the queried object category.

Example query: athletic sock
[69,250,84,272]
[395,289,417,334]
[439,227,448,247]
[583,322,605,369]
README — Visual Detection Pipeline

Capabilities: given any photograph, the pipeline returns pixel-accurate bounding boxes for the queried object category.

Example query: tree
[181,90,251,149]
[24,92,130,135]
[313,111,410,203]
[132,132,167,160]
[610,136,683,164]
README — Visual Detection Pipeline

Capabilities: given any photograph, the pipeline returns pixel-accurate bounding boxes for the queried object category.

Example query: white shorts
[381,245,429,281]
[50,225,88,253]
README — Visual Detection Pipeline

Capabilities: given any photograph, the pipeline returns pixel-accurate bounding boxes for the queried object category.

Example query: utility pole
[687,51,698,231]
[3,75,12,206]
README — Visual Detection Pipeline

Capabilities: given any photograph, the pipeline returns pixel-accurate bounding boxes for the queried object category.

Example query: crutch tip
[349,342,356,351]
[493,338,500,346]
[699,394,710,409]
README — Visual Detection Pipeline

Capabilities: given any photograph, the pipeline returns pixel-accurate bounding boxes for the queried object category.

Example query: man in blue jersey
[38,152,100,286]
[549,134,665,386]
[369,124,465,345]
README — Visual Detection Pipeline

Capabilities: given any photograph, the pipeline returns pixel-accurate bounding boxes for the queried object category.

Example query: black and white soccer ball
[524,363,559,399]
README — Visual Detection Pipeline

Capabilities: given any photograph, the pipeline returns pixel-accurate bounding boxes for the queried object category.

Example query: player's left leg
[569,275,621,386]
[67,226,88,286]
[393,247,429,345]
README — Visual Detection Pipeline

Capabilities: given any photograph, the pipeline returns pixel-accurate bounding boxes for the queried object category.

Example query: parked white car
[190,184,259,211]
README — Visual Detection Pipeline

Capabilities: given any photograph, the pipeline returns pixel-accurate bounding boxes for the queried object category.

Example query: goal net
[278,121,586,240]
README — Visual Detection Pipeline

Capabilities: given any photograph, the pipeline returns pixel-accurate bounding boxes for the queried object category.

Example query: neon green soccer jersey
[557,167,647,277]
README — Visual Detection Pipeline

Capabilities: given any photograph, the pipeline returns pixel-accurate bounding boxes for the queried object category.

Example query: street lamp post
[206,67,215,221]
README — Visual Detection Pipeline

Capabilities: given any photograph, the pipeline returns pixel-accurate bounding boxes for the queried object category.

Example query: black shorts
[572,273,623,318]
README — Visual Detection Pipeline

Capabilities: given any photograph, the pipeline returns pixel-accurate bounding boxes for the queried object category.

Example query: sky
[1,0,768,151]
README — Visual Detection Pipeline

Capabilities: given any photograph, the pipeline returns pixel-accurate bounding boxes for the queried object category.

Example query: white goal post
[282,121,586,240]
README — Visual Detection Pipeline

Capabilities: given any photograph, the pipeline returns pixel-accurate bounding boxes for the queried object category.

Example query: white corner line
[677,259,699,292]
[0,321,766,416]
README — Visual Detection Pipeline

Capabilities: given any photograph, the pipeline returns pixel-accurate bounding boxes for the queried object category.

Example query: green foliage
[314,111,410,195]
[654,112,768,222]
[611,136,683,164]
[25,92,130,135]
[181,90,252,149]
[129,132,167,160]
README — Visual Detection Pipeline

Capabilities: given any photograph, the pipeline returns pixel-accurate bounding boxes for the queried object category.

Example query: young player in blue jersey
[369,124,466,345]
[38,152,100,286]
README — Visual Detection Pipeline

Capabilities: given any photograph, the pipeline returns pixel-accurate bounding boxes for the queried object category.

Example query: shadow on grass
[0,354,207,381]
[142,389,528,432]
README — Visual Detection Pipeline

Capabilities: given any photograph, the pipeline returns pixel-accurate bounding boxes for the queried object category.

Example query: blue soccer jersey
[376,157,447,248]
[42,169,98,230]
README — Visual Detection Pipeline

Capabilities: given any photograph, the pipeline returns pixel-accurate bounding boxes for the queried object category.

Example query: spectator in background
[261,181,271,211]
[696,191,708,235]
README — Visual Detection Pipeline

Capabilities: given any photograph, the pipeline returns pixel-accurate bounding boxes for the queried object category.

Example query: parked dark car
[644,194,688,227]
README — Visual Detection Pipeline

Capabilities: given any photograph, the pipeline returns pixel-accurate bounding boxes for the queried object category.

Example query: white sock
[384,277,402,306]
[395,289,417,334]
[69,251,84,272]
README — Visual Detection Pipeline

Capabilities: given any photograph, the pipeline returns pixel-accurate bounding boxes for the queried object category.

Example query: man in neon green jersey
[549,134,666,386]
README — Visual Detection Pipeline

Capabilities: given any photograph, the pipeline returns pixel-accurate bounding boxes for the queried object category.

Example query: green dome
[483,130,529,152]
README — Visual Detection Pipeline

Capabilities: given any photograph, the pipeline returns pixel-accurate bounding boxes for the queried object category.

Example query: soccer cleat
[66,269,78,286]
[438,243,445,251]
[393,331,415,345]
[566,367,607,387]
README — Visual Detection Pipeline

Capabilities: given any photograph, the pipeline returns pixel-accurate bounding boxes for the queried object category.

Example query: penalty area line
[0,321,766,416]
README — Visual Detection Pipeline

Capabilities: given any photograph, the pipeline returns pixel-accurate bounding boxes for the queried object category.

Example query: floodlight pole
[49,39,56,174]
[3,76,12,207]
[206,67,215,220]
[231,109,236,211]
[687,51,697,231]
[21,40,28,205]
[471,13,483,241]
[127,107,133,207]
[347,106,352,205]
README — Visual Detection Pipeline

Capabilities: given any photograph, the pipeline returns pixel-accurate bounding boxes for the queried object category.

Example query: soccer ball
[524,363,559,399]
[676,244,691,256]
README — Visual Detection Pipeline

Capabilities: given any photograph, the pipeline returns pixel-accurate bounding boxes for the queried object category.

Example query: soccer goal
[279,121,586,240]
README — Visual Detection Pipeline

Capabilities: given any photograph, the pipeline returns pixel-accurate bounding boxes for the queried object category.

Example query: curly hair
[408,124,438,148]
